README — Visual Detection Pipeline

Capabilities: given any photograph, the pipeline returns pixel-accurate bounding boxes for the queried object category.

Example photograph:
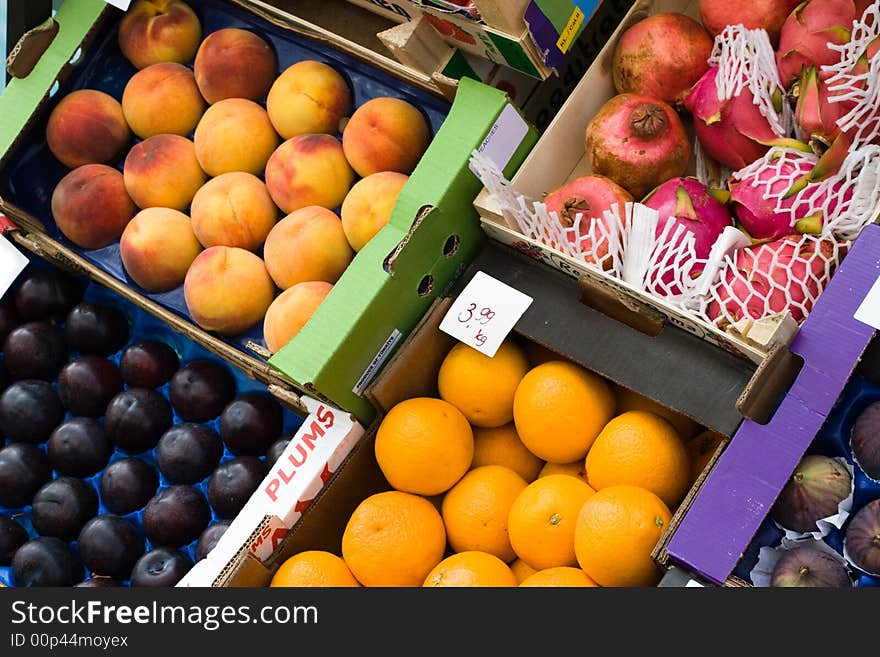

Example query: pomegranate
[584,94,691,200]
[612,13,713,106]
[699,0,803,44]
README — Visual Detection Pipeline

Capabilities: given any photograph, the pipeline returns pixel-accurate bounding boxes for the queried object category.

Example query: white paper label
[854,274,880,330]
[103,0,132,9]
[685,579,705,588]
[0,233,28,300]
[439,271,533,357]
[469,104,529,177]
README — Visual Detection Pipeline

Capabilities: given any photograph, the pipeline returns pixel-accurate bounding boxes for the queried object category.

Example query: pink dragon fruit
[796,65,852,151]
[776,0,857,89]
[708,235,837,323]
[685,67,807,170]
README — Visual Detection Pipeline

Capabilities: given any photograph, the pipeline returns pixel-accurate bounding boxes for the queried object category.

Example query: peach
[341,97,430,177]
[120,207,202,292]
[263,281,333,353]
[123,134,206,210]
[266,60,352,139]
[193,28,277,104]
[51,164,135,249]
[340,172,409,251]
[121,62,206,138]
[193,98,279,177]
[263,207,354,290]
[46,89,131,169]
[118,0,202,69]
[190,172,278,251]
[184,246,276,336]
[264,134,354,215]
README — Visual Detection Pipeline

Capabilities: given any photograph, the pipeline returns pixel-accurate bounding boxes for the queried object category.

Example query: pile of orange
[270,339,725,588]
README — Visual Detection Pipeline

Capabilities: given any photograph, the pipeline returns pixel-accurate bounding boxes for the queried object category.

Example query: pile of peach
[46,0,432,354]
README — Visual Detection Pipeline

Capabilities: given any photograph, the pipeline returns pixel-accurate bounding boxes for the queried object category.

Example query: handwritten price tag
[439,271,533,357]
[0,233,28,300]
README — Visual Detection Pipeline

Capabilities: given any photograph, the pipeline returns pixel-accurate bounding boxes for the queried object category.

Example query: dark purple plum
[852,401,880,482]
[12,536,83,586]
[156,424,223,484]
[64,302,130,356]
[104,388,173,454]
[3,321,67,380]
[220,392,283,455]
[47,418,112,477]
[0,515,28,566]
[31,477,99,541]
[0,443,51,507]
[130,547,193,587]
[142,485,211,547]
[196,520,231,561]
[119,340,179,388]
[99,458,159,515]
[169,360,236,422]
[208,456,267,519]
[78,515,145,580]
[57,356,123,417]
[266,438,290,466]
[0,297,20,344]
[14,268,85,323]
[75,577,122,587]
[0,379,64,444]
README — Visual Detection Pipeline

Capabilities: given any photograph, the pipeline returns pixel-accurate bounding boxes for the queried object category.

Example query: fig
[770,546,851,587]
[770,455,852,533]
[844,499,880,575]
[851,401,880,481]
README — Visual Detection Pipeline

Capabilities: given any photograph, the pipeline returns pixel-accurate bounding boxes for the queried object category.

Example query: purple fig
[770,546,852,587]
[844,499,880,575]
[851,401,880,481]
[770,455,852,532]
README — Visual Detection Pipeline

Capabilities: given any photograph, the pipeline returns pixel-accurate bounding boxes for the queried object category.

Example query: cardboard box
[0,0,538,425]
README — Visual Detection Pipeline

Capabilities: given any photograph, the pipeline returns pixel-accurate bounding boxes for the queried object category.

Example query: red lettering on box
[265,478,280,503]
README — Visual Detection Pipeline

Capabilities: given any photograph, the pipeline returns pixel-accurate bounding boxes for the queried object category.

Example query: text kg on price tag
[439,271,533,358]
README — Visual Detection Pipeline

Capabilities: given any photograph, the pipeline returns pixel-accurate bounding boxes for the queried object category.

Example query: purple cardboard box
[666,224,880,585]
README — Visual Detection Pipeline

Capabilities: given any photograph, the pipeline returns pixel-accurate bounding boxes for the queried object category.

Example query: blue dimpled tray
[0,255,306,587]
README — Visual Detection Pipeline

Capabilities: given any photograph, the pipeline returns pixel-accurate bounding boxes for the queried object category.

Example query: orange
[423,551,517,587]
[574,485,671,587]
[519,567,598,587]
[585,410,691,508]
[615,385,701,440]
[539,460,588,483]
[341,491,446,587]
[510,558,537,584]
[471,423,544,482]
[507,474,595,570]
[374,397,474,495]
[437,339,529,428]
[270,551,359,587]
[441,465,527,562]
[687,430,727,483]
[513,361,615,463]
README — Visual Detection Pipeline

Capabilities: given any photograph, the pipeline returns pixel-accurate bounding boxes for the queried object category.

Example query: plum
[78,515,145,580]
[130,547,193,587]
[770,546,851,587]
[104,388,173,453]
[0,379,65,443]
[770,455,852,533]
[266,437,290,465]
[0,515,28,566]
[99,457,159,515]
[142,485,211,547]
[3,321,67,380]
[47,418,113,477]
[12,536,83,586]
[844,498,880,576]
[57,355,123,417]
[31,477,99,541]
[0,297,20,343]
[119,340,179,388]
[208,456,267,519]
[220,392,283,455]
[156,423,223,484]
[65,302,130,356]
[852,401,880,481]
[196,520,231,561]
[0,443,52,507]
[170,360,236,422]
[14,268,84,323]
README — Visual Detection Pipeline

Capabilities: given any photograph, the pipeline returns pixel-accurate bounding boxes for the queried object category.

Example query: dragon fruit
[796,65,852,152]
[776,0,858,89]
[699,0,803,44]
[707,235,837,323]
